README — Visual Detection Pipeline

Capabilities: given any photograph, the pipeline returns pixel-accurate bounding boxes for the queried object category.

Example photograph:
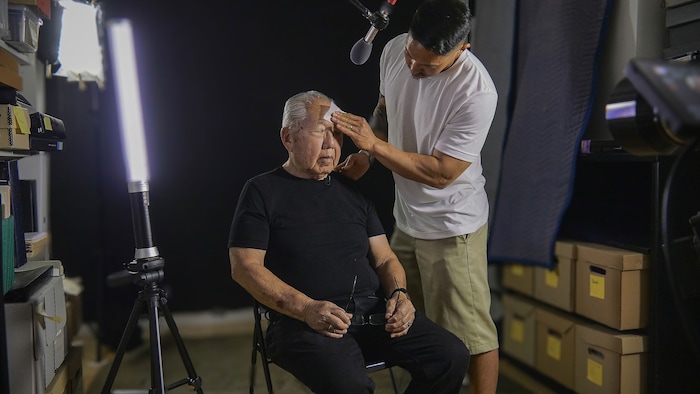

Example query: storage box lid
[555,240,577,260]
[577,243,649,271]
[577,323,648,354]
[535,307,576,335]
[502,293,536,318]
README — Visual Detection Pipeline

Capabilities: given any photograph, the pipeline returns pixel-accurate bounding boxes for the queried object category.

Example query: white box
[5,274,67,393]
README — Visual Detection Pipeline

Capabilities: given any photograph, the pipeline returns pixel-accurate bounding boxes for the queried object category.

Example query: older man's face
[287,99,343,179]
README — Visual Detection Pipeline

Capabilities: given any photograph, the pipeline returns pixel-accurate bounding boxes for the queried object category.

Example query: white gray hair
[281,90,332,131]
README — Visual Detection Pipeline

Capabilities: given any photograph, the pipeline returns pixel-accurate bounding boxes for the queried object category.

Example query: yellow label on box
[11,106,29,134]
[545,267,559,288]
[546,334,562,361]
[43,115,53,131]
[510,319,524,343]
[587,358,604,386]
[511,265,524,276]
[589,274,605,299]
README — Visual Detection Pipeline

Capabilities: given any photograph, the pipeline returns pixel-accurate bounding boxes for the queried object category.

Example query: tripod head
[106,179,165,289]
[107,256,165,288]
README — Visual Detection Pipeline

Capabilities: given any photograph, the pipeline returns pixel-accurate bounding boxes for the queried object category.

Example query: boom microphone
[349,0,397,65]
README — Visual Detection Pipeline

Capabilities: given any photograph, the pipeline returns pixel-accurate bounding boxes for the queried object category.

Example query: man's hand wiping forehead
[323,101,344,122]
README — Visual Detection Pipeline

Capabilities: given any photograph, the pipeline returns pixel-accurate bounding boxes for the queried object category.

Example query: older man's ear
[281,127,292,149]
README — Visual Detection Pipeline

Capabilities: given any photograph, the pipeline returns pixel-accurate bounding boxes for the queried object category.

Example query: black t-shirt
[228,168,385,304]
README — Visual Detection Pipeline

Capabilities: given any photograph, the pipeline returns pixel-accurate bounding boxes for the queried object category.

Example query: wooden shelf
[0,40,33,66]
[0,150,31,160]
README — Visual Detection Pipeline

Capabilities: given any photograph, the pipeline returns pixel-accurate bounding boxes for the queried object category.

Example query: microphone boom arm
[348,0,391,30]
[348,0,372,19]
[348,0,397,65]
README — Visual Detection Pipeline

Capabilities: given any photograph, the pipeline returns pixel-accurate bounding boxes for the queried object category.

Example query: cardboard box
[0,103,30,150]
[0,46,20,72]
[5,274,67,393]
[0,125,28,149]
[535,306,581,389]
[501,293,536,366]
[45,346,82,394]
[534,240,577,312]
[575,323,648,394]
[65,291,83,346]
[502,263,534,296]
[575,243,649,330]
[0,63,23,90]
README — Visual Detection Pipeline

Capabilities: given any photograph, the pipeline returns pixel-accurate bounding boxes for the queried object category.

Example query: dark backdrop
[47,0,425,329]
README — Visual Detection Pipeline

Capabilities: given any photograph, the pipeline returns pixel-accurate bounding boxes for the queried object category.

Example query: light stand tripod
[100,19,203,393]
[100,182,203,394]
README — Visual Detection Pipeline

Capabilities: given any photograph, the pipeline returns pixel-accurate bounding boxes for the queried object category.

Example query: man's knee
[304,367,374,394]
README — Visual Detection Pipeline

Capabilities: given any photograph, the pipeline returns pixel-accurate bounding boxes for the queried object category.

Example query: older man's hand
[384,294,416,338]
[302,300,352,338]
[334,152,371,180]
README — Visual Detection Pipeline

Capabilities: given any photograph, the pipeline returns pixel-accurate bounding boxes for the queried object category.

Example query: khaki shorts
[390,223,499,355]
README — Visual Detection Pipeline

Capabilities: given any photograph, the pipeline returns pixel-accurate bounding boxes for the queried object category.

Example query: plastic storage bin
[3,4,41,53]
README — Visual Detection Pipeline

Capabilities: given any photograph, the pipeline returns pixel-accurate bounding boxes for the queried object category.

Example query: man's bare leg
[468,349,499,394]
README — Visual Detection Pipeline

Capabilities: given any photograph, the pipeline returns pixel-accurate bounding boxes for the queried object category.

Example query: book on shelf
[0,160,27,267]
[25,231,48,258]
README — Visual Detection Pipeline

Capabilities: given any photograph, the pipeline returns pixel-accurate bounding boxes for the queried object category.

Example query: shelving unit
[557,152,698,393]
[499,150,700,392]
[1,29,44,394]
[0,39,33,66]
[1,151,31,394]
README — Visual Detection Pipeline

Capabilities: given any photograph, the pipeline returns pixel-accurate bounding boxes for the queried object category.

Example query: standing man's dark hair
[409,0,472,55]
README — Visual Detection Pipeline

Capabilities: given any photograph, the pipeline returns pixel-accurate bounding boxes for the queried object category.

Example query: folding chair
[249,301,400,394]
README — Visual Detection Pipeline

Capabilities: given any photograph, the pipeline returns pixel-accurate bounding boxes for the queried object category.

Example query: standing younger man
[332,1,499,392]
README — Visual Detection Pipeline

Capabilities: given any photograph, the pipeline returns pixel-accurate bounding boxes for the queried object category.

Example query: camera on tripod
[605,57,700,362]
[606,58,700,156]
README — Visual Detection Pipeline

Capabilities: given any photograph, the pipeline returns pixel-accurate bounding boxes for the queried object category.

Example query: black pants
[266,300,469,394]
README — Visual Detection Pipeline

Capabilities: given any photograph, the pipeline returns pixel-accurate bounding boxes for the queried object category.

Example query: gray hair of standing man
[281,90,332,132]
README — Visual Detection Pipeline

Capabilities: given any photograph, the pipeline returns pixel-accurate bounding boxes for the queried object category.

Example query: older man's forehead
[306,100,331,121]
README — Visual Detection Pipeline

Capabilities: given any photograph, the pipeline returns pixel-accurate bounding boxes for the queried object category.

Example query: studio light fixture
[101,19,203,394]
[55,0,104,86]
[105,19,157,262]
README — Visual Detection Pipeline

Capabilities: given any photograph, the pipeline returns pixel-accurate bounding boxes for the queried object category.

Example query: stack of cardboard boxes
[501,240,649,393]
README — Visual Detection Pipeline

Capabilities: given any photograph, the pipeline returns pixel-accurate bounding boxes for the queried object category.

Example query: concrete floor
[75,308,554,394]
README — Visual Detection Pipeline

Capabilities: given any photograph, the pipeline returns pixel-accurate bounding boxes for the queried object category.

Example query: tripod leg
[160,298,204,393]
[101,293,145,393]
[145,284,166,393]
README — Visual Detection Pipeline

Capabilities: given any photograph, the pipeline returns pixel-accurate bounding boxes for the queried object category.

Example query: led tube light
[106,19,159,260]
[106,19,150,184]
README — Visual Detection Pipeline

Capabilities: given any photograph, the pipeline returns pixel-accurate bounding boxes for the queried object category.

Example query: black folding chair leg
[389,367,399,393]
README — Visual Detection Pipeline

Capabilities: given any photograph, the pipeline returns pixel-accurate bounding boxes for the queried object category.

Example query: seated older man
[228,90,469,394]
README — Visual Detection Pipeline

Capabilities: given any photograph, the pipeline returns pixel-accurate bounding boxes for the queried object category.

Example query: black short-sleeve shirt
[228,168,385,303]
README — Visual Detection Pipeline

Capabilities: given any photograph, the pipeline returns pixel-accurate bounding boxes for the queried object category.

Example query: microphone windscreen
[350,39,373,65]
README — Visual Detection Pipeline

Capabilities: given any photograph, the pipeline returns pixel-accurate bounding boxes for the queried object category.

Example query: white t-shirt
[379,33,498,240]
